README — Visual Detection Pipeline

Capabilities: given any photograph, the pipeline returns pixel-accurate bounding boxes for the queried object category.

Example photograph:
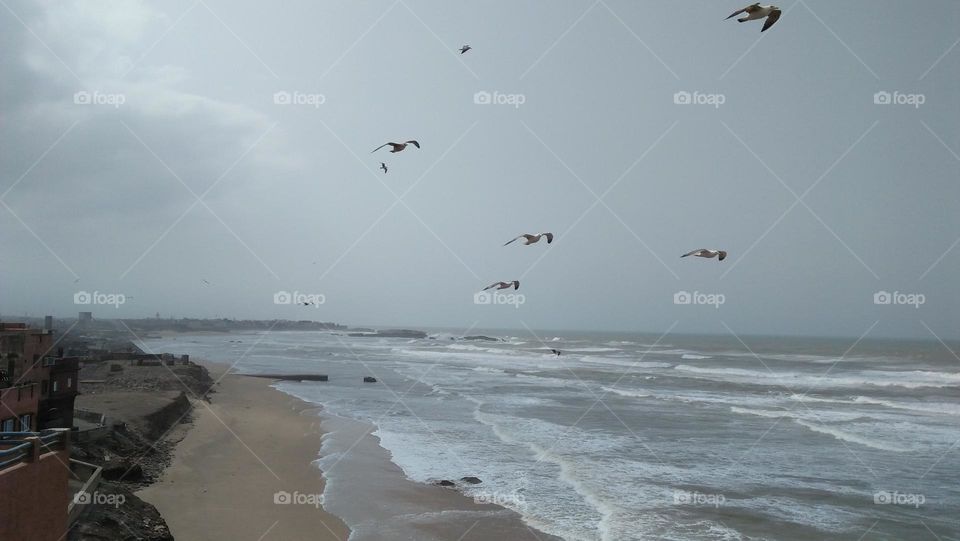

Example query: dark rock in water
[434,480,456,487]
[363,376,377,383]
[463,335,500,342]
[349,329,427,339]
[378,329,428,338]
[460,476,482,484]
[249,374,328,382]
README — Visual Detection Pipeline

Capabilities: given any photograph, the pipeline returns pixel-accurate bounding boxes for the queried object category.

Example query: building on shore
[1,322,80,431]
[0,322,82,540]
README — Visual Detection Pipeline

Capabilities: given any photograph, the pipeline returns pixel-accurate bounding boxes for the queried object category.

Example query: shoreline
[136,360,350,541]
[138,357,560,541]
[308,409,562,541]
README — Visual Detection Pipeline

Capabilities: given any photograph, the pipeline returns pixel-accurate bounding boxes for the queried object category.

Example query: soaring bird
[550,349,561,356]
[503,233,554,246]
[483,281,520,291]
[380,162,388,173]
[681,249,727,261]
[371,141,420,153]
[459,45,471,54]
[726,3,781,32]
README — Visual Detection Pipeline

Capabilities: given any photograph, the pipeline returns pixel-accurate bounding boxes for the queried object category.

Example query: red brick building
[1,323,79,432]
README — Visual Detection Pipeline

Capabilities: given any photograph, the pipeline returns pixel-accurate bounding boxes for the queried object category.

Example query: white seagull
[726,3,781,32]
[681,249,727,261]
[483,281,520,291]
[371,140,420,154]
[503,233,554,246]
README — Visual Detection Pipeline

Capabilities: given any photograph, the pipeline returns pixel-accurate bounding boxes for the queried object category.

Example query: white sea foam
[674,364,960,390]
[793,420,912,452]
[602,386,651,399]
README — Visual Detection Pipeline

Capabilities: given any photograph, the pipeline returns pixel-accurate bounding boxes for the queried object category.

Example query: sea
[142,330,960,541]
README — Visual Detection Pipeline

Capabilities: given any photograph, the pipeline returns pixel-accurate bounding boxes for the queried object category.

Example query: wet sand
[139,359,560,541]
[137,362,350,541]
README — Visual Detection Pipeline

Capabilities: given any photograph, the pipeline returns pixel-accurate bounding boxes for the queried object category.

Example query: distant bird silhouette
[681,249,727,261]
[483,281,520,291]
[201,279,212,285]
[503,233,554,246]
[459,45,471,54]
[372,141,420,153]
[380,162,388,173]
[550,349,561,356]
[726,3,781,32]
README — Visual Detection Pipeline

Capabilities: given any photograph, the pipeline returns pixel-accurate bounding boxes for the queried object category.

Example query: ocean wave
[674,364,960,390]
[680,354,712,360]
[788,394,960,416]
[729,407,913,452]
[851,396,960,416]
[602,386,651,399]
[793,420,912,452]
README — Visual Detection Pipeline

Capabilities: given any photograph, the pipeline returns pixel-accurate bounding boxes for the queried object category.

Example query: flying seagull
[380,162,388,173]
[371,141,420,153]
[503,233,554,246]
[483,281,520,291]
[681,249,727,261]
[459,45,471,54]
[550,349,561,356]
[201,279,212,285]
[726,3,781,32]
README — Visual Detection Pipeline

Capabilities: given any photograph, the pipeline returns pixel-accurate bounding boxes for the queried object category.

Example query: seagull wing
[371,143,389,153]
[482,282,501,291]
[406,140,420,149]
[542,232,554,244]
[512,280,520,290]
[718,251,728,261]
[503,236,522,246]
[681,249,704,258]
[726,4,753,19]
[761,9,781,31]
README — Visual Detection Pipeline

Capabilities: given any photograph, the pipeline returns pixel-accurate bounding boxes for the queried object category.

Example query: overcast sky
[1,0,958,339]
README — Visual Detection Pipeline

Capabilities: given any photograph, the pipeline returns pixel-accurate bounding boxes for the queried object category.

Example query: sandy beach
[137,361,350,541]
[137,357,560,541]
